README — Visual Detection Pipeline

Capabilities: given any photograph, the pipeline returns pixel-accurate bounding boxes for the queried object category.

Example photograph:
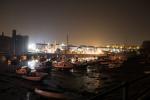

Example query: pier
[27,53,103,58]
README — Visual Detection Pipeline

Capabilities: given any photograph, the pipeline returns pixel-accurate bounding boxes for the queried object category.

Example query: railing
[89,74,150,100]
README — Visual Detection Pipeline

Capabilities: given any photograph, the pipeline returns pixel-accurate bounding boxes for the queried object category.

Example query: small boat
[52,33,74,70]
[16,67,48,81]
[53,61,74,70]
[21,72,48,81]
[34,88,66,99]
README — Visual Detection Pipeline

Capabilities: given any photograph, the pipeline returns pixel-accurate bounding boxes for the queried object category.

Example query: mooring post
[26,92,31,100]
[122,82,128,100]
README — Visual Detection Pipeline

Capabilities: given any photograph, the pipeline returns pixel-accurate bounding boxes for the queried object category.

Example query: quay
[27,53,103,58]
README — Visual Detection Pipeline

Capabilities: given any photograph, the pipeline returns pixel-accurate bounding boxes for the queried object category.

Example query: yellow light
[136,46,140,49]
[106,45,110,48]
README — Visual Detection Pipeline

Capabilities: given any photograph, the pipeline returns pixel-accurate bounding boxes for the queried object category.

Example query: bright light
[96,49,104,54]
[61,43,65,46]
[28,60,36,70]
[106,45,110,48]
[136,46,140,49]
[120,46,123,49]
[28,43,36,50]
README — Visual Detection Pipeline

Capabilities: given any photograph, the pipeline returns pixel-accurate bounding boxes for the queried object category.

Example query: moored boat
[53,60,74,70]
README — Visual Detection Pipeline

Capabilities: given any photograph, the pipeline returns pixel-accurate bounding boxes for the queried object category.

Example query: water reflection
[27,64,113,100]
[34,65,105,99]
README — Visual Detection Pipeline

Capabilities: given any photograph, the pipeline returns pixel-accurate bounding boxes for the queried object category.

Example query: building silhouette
[0,30,28,56]
[0,32,11,55]
[141,41,150,56]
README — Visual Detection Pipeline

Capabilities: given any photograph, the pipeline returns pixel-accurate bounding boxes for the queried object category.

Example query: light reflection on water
[28,64,114,100]
[47,65,111,94]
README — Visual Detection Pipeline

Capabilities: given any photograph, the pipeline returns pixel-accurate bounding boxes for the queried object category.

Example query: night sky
[0,0,150,46]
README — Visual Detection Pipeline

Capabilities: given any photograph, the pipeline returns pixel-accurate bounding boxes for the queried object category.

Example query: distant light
[120,46,123,49]
[97,49,104,54]
[28,43,36,50]
[136,46,140,49]
[61,43,65,46]
[106,45,110,48]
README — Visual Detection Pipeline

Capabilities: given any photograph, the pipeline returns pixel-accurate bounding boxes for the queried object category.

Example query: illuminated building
[36,43,48,53]
[28,42,140,55]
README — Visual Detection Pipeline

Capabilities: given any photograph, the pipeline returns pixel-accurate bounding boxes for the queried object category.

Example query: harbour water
[0,54,126,100]
[25,63,118,100]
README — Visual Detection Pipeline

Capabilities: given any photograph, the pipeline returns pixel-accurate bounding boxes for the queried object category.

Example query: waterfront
[0,52,150,100]
[1,0,150,99]
[0,43,149,100]
[0,55,122,100]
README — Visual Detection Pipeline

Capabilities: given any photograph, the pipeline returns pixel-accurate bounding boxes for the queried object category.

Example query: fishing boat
[52,33,74,70]
[52,60,74,70]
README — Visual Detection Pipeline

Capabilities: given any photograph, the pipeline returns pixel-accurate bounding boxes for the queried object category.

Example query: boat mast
[66,32,69,51]
[64,33,69,57]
